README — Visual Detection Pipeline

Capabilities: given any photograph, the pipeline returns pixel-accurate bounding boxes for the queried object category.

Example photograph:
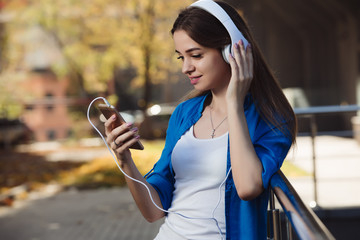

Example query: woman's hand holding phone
[97,103,144,165]
[104,114,141,165]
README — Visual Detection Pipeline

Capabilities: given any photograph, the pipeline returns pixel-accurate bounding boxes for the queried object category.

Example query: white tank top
[154,125,228,240]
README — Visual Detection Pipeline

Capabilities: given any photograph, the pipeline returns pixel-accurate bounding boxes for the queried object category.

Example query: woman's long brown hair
[171,1,297,143]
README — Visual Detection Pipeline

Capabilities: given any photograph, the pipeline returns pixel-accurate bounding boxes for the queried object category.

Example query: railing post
[268,189,282,240]
[267,211,272,240]
[310,115,318,205]
[286,217,293,240]
[271,171,336,240]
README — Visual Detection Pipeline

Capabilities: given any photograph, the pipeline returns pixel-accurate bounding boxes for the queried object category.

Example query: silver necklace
[209,106,227,138]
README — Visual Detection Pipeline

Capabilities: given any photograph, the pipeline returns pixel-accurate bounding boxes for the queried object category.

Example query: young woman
[104,1,297,239]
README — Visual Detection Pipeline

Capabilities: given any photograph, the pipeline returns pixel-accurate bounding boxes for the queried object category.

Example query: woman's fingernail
[112,114,116,120]
[131,127,138,132]
[235,43,239,49]
[240,39,243,46]
[135,135,140,139]
[126,122,133,127]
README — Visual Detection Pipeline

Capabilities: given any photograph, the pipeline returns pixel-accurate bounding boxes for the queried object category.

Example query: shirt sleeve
[252,116,293,189]
[145,150,174,210]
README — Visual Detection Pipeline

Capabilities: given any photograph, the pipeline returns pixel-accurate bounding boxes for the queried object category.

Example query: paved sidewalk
[286,136,360,208]
[0,187,163,240]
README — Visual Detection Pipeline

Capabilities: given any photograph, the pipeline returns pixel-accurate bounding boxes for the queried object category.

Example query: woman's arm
[121,158,165,222]
[226,40,264,200]
[104,115,165,222]
[227,104,264,200]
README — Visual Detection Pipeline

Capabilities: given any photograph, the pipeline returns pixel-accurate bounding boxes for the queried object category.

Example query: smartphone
[97,103,144,150]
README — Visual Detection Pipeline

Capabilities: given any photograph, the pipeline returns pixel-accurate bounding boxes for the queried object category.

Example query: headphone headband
[190,0,249,63]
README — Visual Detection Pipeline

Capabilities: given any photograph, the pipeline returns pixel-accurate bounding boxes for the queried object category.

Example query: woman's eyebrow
[175,47,202,54]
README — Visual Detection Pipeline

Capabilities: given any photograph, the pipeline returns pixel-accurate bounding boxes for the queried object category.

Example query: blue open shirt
[145,93,292,239]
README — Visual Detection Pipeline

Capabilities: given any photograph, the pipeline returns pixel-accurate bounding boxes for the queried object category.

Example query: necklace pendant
[209,105,227,139]
[211,129,215,138]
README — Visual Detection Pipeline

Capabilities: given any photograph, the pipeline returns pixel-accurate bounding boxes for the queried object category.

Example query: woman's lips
[190,76,201,85]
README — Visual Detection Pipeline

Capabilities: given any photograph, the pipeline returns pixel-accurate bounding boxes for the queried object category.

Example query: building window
[47,130,56,141]
[45,93,54,111]
[46,105,54,111]
[67,129,74,138]
[25,105,34,111]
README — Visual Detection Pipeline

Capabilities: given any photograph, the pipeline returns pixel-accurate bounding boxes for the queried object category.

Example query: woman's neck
[209,90,228,115]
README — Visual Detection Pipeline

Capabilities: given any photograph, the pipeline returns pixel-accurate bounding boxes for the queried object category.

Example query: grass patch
[59,140,164,189]
[281,160,310,178]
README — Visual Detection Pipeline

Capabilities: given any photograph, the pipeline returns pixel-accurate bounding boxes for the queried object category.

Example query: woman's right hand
[104,114,140,165]
[226,40,253,108]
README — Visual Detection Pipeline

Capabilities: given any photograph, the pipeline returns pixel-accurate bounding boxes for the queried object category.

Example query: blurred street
[0,135,360,240]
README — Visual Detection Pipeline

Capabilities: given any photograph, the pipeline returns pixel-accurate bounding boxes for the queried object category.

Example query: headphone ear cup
[222,44,231,64]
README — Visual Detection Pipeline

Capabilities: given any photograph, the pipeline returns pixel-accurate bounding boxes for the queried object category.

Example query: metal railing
[267,104,360,239]
[268,171,336,240]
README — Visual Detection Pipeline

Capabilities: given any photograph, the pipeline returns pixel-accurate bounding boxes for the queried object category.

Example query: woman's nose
[182,59,195,74]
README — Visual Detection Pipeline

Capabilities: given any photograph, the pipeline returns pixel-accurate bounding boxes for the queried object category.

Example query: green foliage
[59,140,164,189]
[63,169,126,190]
[0,0,192,121]
[281,160,311,177]
[0,72,27,119]
[3,0,192,97]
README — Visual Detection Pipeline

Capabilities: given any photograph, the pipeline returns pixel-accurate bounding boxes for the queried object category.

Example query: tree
[2,0,192,114]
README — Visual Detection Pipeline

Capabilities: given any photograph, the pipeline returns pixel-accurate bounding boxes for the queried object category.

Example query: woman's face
[173,30,231,92]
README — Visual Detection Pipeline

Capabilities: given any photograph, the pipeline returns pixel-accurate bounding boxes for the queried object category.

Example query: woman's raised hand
[226,40,253,107]
[104,114,140,165]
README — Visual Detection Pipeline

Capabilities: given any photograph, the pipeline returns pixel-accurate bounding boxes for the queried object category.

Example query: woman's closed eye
[191,54,202,59]
[176,54,203,61]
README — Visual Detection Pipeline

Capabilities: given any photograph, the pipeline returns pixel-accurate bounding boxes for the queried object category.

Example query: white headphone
[190,0,249,63]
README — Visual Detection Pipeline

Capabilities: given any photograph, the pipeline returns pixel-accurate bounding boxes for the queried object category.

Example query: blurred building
[21,70,72,142]
[17,24,73,142]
